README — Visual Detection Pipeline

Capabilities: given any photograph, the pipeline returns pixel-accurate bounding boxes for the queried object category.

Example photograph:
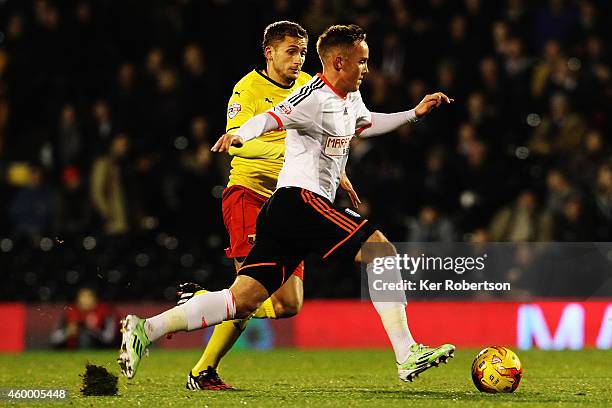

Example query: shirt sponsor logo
[228,102,242,119]
[324,135,352,157]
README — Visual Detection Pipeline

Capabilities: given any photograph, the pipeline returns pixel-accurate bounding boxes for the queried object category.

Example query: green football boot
[118,315,151,379]
[398,343,455,382]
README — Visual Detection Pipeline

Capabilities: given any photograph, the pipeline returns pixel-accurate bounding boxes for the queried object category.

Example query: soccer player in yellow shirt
[179,21,360,390]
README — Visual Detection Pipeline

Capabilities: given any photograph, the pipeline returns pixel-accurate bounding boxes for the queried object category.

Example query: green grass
[0,349,610,407]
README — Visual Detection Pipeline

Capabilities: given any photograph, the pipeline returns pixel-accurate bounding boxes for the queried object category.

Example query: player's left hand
[340,172,361,209]
[211,133,244,153]
[414,92,454,118]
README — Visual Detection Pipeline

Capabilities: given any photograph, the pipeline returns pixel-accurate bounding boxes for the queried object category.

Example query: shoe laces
[410,343,425,352]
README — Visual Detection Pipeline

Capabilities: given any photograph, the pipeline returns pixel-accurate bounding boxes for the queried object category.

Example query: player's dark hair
[262,21,308,54]
[316,24,366,59]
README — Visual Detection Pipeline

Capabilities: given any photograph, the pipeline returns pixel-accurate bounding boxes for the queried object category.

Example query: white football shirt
[266,74,372,202]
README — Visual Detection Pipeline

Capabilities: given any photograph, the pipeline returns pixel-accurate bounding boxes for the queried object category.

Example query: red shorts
[222,185,304,280]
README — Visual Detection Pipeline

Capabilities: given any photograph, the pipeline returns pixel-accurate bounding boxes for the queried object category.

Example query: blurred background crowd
[0,0,610,302]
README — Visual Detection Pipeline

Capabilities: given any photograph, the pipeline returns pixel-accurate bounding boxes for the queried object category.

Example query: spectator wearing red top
[50,287,119,349]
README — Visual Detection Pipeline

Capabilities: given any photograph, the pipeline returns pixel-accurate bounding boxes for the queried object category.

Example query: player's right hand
[340,172,361,209]
[211,133,244,153]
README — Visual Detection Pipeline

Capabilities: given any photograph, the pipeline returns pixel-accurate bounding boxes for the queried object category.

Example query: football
[471,346,523,393]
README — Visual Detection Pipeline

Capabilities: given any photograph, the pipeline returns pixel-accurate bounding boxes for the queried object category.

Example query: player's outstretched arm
[211,133,244,152]
[359,92,453,138]
[229,139,285,160]
[414,92,454,118]
[211,113,279,153]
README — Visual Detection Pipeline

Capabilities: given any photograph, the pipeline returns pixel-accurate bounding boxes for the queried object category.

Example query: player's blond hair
[316,24,366,62]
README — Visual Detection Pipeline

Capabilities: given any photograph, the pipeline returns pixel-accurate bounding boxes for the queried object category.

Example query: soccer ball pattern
[471,346,523,393]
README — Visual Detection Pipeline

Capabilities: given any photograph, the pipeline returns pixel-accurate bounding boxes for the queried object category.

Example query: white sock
[182,289,235,330]
[372,300,415,364]
[367,258,416,364]
[145,306,187,342]
[144,289,236,342]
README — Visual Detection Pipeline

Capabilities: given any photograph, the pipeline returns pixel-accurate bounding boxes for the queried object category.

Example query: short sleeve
[226,87,257,132]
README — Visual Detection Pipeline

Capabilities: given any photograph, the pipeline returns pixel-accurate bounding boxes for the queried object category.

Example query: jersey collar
[255,68,294,89]
[317,73,347,100]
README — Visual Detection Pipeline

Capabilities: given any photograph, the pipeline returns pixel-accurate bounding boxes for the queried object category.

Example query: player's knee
[363,230,396,263]
[230,276,269,319]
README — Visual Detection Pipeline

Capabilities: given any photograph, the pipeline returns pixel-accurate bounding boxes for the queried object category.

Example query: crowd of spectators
[0,0,610,301]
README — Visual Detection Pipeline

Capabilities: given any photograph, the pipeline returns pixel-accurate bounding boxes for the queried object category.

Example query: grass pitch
[0,348,610,407]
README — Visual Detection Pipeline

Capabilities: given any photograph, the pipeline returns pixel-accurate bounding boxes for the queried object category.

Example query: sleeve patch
[276,102,293,115]
[228,102,242,119]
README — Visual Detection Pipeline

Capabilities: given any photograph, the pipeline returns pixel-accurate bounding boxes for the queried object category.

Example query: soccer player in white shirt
[119,24,455,384]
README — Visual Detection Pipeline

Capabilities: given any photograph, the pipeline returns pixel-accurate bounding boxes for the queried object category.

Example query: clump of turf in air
[81,363,118,396]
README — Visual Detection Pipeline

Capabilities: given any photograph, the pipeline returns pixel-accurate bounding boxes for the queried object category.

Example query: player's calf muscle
[356,230,396,264]
[271,297,300,317]
[234,296,264,319]
[271,277,304,317]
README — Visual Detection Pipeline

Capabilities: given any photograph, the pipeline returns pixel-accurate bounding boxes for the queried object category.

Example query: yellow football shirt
[226,69,311,198]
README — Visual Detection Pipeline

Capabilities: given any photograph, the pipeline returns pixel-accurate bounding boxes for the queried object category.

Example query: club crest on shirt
[228,102,242,119]
[277,102,292,115]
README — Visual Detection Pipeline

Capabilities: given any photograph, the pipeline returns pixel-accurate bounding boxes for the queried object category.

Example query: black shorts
[238,187,377,294]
